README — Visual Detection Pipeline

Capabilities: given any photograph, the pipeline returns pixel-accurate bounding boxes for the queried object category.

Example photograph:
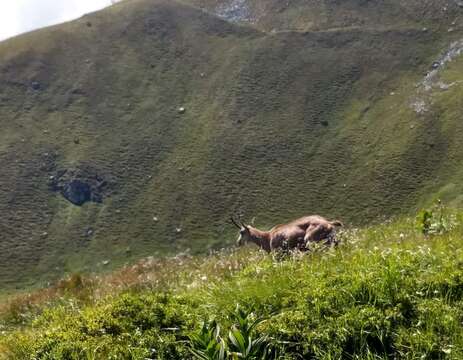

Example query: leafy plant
[189,307,271,360]
[189,320,227,360]
[417,200,457,236]
[417,209,433,235]
[227,306,271,359]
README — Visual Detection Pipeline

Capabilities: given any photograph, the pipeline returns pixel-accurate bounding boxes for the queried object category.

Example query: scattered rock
[102,260,110,266]
[178,107,186,114]
[86,21,92,27]
[438,82,451,90]
[153,216,159,222]
[31,81,41,90]
[71,88,85,96]
[410,99,428,114]
[86,228,94,237]
[74,138,80,144]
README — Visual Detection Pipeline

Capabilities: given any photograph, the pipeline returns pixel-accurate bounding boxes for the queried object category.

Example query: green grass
[1,0,463,291]
[1,209,463,359]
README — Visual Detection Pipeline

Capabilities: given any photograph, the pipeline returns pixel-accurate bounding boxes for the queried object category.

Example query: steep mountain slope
[186,0,462,32]
[1,0,463,290]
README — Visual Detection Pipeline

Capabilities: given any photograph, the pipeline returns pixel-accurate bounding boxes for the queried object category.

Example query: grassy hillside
[1,209,463,358]
[1,0,463,290]
[187,0,462,32]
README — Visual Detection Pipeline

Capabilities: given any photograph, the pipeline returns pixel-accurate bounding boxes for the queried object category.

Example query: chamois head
[231,217,251,246]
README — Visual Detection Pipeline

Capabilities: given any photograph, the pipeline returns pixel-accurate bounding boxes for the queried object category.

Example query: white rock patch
[411,39,463,114]
[215,0,254,23]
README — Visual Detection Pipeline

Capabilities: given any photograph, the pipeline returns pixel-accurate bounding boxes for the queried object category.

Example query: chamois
[231,215,343,252]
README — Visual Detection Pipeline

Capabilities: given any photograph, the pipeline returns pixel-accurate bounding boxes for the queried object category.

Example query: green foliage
[189,320,227,360]
[227,306,270,359]
[189,307,272,360]
[417,209,433,235]
[416,201,457,236]
[1,294,191,359]
[2,216,463,359]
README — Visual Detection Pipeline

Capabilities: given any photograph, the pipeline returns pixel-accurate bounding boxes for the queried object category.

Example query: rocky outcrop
[50,166,112,206]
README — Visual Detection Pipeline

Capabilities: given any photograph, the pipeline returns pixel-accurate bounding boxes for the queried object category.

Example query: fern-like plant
[227,306,270,359]
[189,320,226,360]
[189,306,272,360]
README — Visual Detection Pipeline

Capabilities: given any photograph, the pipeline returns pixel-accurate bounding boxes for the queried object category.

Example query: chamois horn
[230,217,242,229]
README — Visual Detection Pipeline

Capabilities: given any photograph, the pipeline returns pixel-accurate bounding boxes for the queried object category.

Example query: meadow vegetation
[1,205,463,359]
[2,0,463,290]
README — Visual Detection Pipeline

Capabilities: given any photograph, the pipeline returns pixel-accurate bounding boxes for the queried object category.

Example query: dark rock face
[62,180,92,206]
[50,167,111,206]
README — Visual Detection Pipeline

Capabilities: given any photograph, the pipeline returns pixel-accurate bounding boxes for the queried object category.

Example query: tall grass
[1,211,463,359]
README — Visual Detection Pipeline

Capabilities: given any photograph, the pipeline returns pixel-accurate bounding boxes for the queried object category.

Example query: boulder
[31,81,41,90]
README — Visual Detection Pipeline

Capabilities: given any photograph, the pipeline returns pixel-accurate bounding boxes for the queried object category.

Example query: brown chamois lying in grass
[231,215,343,252]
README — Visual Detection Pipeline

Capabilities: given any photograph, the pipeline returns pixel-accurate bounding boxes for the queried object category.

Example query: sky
[0,0,115,41]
